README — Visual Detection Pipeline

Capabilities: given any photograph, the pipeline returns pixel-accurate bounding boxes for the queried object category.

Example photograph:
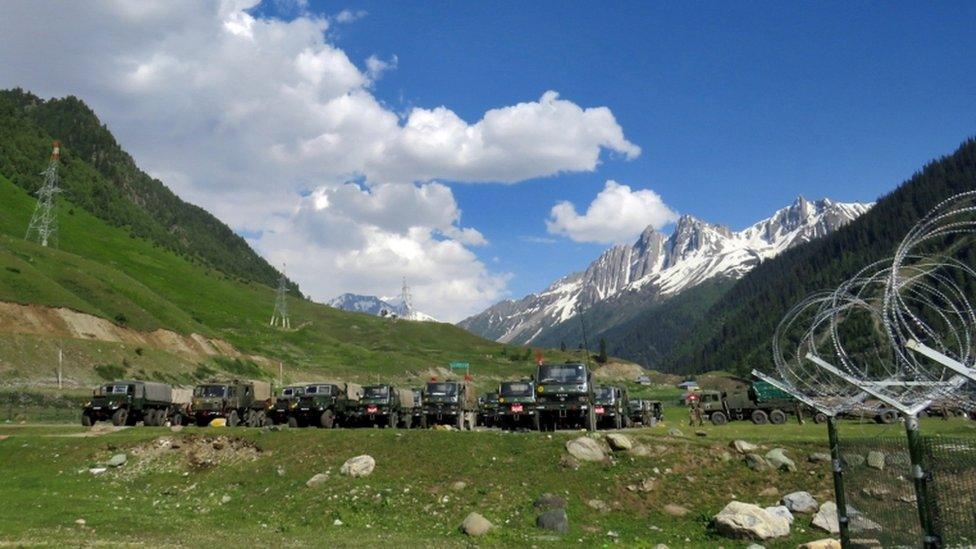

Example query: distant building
[636,375,651,385]
[677,380,699,390]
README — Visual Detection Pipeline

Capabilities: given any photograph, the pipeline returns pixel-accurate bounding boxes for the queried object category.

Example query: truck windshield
[485,393,498,403]
[537,364,586,384]
[426,383,458,396]
[364,386,389,399]
[194,385,226,397]
[281,387,304,398]
[102,384,131,395]
[305,385,333,395]
[595,386,614,403]
[500,382,532,397]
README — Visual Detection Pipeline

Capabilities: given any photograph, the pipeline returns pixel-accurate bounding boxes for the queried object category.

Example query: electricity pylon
[25,141,62,247]
[270,265,291,329]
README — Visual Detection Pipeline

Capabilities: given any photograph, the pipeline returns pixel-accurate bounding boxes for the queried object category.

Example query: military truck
[82,380,189,427]
[534,362,597,431]
[477,392,500,427]
[496,380,538,431]
[407,387,424,428]
[190,379,272,427]
[698,381,798,425]
[288,381,362,428]
[594,385,631,429]
[267,384,307,425]
[348,384,403,428]
[420,380,477,430]
[627,399,663,426]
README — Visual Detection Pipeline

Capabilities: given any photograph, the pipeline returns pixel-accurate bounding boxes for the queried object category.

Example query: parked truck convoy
[534,362,597,431]
[190,379,272,427]
[82,380,190,427]
[420,380,477,429]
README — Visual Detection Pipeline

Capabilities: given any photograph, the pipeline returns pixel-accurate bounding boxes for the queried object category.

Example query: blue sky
[2,1,974,320]
[291,1,976,297]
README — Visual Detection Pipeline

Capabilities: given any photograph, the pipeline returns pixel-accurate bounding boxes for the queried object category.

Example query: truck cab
[268,384,305,425]
[190,379,271,427]
[496,380,537,430]
[627,399,662,426]
[478,392,500,427]
[350,384,401,428]
[593,385,630,429]
[421,380,476,430]
[534,362,596,431]
[290,382,361,428]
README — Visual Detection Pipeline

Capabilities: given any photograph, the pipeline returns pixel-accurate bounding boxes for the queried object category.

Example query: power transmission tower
[25,141,62,247]
[400,277,413,319]
[270,265,291,329]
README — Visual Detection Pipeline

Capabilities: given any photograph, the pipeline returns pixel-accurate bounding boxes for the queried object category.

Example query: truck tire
[287,416,299,428]
[81,412,93,427]
[227,410,240,427]
[751,410,769,425]
[769,409,788,425]
[388,412,398,429]
[710,411,728,426]
[877,410,897,424]
[623,415,633,429]
[320,410,335,429]
[813,412,828,424]
[143,410,155,427]
[532,414,541,432]
[171,413,182,426]
[614,414,622,430]
[402,414,412,429]
[111,408,128,427]
[420,415,428,429]
[456,413,464,430]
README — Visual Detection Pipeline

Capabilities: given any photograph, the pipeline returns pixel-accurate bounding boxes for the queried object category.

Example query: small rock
[764,449,796,472]
[74,518,86,527]
[849,514,883,534]
[745,453,769,471]
[764,505,794,524]
[333,519,343,526]
[808,452,831,463]
[663,503,690,517]
[536,508,569,533]
[605,433,633,451]
[842,453,865,468]
[758,486,778,497]
[451,481,467,491]
[559,454,580,470]
[732,440,759,454]
[340,455,375,477]
[88,467,107,475]
[799,540,841,549]
[866,451,885,470]
[106,453,127,468]
[606,530,620,539]
[849,538,883,548]
[586,499,608,513]
[713,501,790,540]
[719,451,732,462]
[220,494,231,504]
[533,493,567,510]
[860,486,889,500]
[170,425,184,432]
[667,428,684,437]
[636,478,656,492]
[565,436,606,462]
[276,466,286,477]
[306,473,329,488]
[782,491,818,513]
[652,545,669,549]
[628,444,651,457]
[746,544,765,549]
[460,512,492,536]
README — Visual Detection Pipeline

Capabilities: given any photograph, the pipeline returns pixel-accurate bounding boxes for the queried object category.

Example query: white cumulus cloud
[547,181,678,244]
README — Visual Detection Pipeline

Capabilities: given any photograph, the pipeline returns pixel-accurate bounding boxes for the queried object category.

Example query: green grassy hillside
[0,173,569,387]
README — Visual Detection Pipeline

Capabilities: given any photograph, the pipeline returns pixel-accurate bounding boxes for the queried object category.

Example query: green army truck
[82,380,189,427]
[288,381,362,428]
[190,379,272,427]
[496,380,538,431]
[594,385,631,429]
[698,381,799,425]
[348,384,404,428]
[267,384,306,425]
[534,362,597,431]
[477,392,499,427]
[627,399,663,426]
[420,380,477,430]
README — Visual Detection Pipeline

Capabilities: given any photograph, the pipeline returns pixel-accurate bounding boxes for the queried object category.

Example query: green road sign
[449,361,470,370]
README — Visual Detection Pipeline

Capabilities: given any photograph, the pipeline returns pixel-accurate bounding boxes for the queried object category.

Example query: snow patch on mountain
[328,293,438,322]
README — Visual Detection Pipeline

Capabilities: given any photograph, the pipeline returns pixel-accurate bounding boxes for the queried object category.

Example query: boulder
[745,453,769,471]
[667,428,684,437]
[460,512,492,536]
[106,453,127,468]
[663,504,690,517]
[808,452,831,463]
[781,491,819,513]
[628,444,651,457]
[713,501,791,540]
[605,433,633,451]
[306,473,329,488]
[533,493,567,510]
[866,451,885,470]
[764,505,794,524]
[758,486,779,497]
[849,513,883,534]
[842,453,865,467]
[799,540,841,549]
[811,501,841,534]
[566,436,606,462]
[340,455,375,478]
[732,440,759,454]
[536,508,569,533]
[764,449,796,472]
[559,454,580,470]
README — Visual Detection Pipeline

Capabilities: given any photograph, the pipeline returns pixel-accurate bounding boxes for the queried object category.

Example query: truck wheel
[813,412,828,424]
[751,410,769,425]
[81,412,93,427]
[171,413,182,426]
[710,411,728,426]
[319,410,335,429]
[420,415,428,429]
[111,408,128,427]
[227,410,240,427]
[287,416,299,428]
[142,410,154,427]
[769,409,788,425]
[388,412,398,429]
[402,414,412,429]
[532,414,541,432]
[877,410,897,424]
[623,415,633,429]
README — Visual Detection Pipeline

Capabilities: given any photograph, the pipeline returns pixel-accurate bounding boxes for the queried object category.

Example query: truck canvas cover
[750,381,793,403]
[396,388,415,408]
[318,380,363,401]
[171,387,192,405]
[250,380,272,401]
[134,381,173,403]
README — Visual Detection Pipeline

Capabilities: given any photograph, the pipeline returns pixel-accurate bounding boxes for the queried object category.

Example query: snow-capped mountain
[328,293,437,322]
[459,197,872,344]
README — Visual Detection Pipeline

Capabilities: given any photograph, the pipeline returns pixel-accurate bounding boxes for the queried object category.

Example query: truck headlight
[537,386,544,393]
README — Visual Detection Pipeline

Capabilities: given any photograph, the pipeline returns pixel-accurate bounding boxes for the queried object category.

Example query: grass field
[2,408,973,547]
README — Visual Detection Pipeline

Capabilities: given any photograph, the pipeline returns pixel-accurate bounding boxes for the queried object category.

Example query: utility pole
[26,141,62,248]
[57,341,63,390]
[270,264,291,329]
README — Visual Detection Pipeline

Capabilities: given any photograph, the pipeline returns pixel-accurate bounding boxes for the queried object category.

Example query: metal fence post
[827,416,851,548]
[905,415,940,548]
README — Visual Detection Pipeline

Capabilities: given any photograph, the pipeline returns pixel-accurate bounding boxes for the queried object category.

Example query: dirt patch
[593,362,646,381]
[117,435,262,477]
